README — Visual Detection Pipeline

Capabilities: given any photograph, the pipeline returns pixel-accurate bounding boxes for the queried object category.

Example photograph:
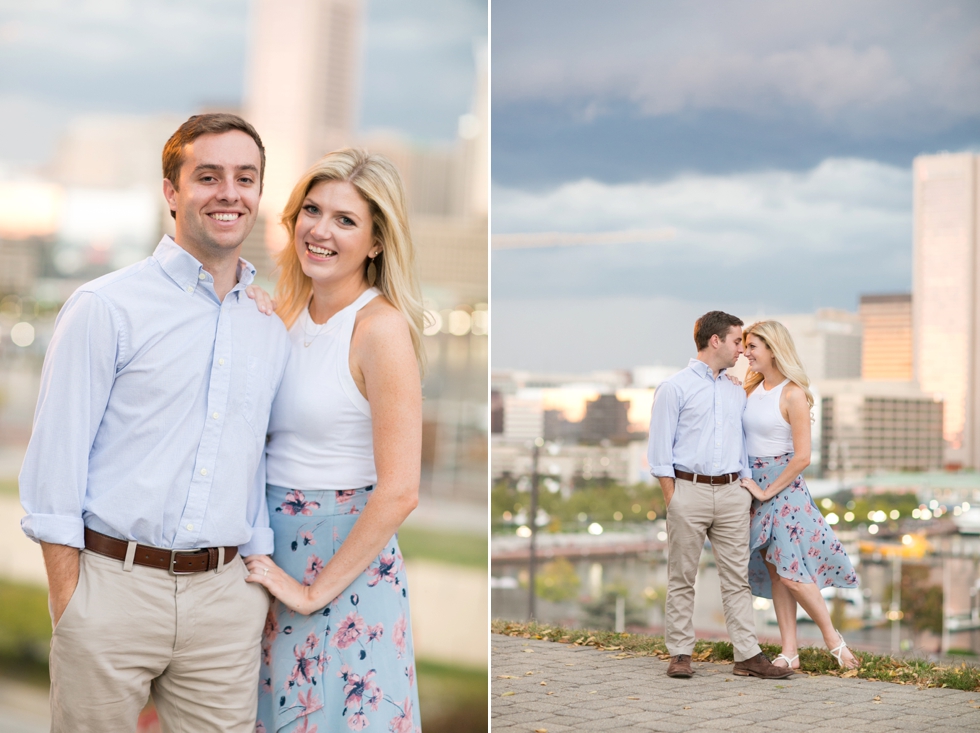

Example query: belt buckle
[169,549,197,576]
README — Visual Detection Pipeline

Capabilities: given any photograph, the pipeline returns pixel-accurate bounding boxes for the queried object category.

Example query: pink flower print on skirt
[746,453,859,599]
[257,485,421,733]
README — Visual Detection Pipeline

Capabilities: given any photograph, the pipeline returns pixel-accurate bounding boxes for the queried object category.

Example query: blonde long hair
[274,148,425,374]
[743,320,814,408]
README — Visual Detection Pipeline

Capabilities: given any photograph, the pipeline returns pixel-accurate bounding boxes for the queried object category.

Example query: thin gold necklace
[303,305,326,348]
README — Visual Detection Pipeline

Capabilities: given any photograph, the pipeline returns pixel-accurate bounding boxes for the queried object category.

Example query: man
[19,113,290,731]
[647,311,792,680]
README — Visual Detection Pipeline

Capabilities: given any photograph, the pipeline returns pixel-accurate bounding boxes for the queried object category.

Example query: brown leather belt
[674,469,739,486]
[84,528,237,575]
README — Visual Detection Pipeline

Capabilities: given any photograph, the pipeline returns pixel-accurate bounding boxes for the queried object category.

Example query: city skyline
[0,0,486,171]
[491,0,980,373]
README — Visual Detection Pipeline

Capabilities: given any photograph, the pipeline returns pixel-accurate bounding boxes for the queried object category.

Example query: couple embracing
[648,311,860,679]
[20,113,423,732]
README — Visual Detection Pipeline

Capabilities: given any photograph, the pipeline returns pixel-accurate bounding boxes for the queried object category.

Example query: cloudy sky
[492,0,980,371]
[0,0,486,169]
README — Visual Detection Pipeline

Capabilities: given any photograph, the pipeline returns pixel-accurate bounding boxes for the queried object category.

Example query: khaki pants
[50,549,269,733]
[665,478,761,662]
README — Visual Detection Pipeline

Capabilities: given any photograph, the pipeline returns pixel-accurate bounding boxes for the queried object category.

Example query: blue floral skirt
[256,485,422,733]
[747,454,858,599]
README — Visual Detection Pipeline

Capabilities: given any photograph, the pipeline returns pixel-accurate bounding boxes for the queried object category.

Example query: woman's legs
[764,560,799,667]
[776,574,859,669]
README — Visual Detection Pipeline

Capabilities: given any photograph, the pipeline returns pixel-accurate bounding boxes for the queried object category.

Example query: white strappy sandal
[829,630,857,669]
[773,653,798,669]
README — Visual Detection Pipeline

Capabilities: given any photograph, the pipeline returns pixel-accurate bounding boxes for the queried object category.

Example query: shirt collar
[152,235,256,297]
[687,357,727,381]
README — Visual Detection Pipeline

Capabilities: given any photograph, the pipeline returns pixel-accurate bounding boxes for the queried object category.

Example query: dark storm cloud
[491,0,980,185]
[492,102,980,188]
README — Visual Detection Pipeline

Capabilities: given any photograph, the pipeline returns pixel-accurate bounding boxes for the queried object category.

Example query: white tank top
[265,288,379,490]
[743,379,794,457]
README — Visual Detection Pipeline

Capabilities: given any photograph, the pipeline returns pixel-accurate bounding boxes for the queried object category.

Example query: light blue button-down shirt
[647,358,751,480]
[20,236,289,555]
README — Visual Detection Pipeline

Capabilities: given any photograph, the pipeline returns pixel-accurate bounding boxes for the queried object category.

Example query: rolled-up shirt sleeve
[19,292,119,548]
[647,381,680,478]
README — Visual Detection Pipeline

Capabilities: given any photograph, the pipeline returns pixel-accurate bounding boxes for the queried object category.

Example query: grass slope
[492,620,980,692]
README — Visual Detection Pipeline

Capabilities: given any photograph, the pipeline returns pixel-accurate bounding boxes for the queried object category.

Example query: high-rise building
[859,294,913,381]
[579,394,631,444]
[816,380,944,476]
[244,0,363,249]
[912,153,980,467]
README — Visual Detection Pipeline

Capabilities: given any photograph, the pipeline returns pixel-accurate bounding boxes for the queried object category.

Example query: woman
[739,320,860,670]
[244,149,425,732]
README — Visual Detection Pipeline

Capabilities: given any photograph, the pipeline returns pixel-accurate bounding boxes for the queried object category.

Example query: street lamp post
[528,437,542,621]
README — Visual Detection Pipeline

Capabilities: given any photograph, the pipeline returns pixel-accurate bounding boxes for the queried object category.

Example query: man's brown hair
[162,113,265,219]
[694,311,744,351]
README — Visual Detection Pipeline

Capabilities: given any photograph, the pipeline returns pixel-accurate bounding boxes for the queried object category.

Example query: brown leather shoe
[667,654,693,678]
[732,652,795,679]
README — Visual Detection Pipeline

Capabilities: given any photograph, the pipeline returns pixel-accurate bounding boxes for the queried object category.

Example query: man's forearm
[658,476,675,505]
[41,541,80,625]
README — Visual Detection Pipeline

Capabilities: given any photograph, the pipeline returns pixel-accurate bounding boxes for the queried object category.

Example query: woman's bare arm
[245,302,421,614]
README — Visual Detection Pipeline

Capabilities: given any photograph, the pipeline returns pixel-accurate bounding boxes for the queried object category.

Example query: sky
[0,0,487,169]
[491,0,980,372]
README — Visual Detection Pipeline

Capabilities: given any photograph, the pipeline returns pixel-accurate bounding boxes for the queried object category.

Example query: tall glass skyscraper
[912,153,979,468]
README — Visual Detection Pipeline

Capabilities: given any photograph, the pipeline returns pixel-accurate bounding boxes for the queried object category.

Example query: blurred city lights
[587,522,603,535]
[657,531,667,541]
[447,309,471,336]
[844,511,855,522]
[902,534,913,545]
[613,511,623,521]
[647,511,657,520]
[471,305,488,336]
[826,513,839,525]
[912,508,921,518]
[631,504,641,513]
[821,498,833,509]
[516,525,532,538]
[868,524,879,534]
[10,322,34,347]
[889,509,900,520]
[577,512,588,522]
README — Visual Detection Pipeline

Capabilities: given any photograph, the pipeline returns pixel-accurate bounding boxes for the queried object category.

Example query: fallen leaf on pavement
[501,691,515,697]
[842,670,859,678]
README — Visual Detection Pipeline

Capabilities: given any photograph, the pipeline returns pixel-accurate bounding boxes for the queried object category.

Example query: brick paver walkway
[492,634,980,732]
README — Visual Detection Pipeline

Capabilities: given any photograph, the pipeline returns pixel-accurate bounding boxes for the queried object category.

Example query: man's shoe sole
[666,670,694,678]
[732,668,795,679]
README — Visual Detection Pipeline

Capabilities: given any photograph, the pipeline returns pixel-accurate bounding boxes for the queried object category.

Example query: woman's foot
[773,652,799,669]
[828,630,859,669]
